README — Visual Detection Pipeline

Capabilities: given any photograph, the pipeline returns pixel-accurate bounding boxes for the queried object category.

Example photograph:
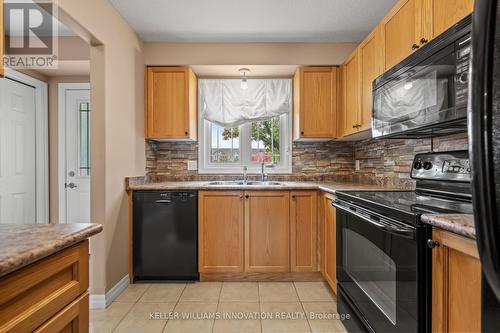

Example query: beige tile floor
[90,281,348,333]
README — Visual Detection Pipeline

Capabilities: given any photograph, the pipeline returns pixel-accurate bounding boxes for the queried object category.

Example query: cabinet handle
[301,131,305,135]
[352,125,357,129]
[245,194,249,199]
[412,43,420,50]
[419,38,428,45]
[427,239,440,249]
[239,194,243,199]
[292,195,296,199]
[185,131,189,135]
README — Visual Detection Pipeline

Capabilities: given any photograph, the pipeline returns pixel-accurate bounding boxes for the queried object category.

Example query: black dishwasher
[133,191,198,281]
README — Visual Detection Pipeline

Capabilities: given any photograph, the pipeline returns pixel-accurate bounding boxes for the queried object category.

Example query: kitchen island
[0,223,102,333]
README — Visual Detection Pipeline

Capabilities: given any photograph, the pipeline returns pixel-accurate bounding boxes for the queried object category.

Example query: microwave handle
[332,202,415,239]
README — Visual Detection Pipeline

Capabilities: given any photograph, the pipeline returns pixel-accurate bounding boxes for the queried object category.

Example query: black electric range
[334,150,471,333]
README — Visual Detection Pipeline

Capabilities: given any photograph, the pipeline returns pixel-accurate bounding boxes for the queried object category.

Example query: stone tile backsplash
[145,132,469,189]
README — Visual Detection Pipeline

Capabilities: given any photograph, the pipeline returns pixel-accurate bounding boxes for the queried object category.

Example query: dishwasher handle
[155,199,173,204]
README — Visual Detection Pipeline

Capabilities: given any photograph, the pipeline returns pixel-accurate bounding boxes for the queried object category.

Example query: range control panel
[411,150,470,182]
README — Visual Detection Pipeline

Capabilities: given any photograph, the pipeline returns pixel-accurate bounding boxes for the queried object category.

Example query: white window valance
[199,79,291,127]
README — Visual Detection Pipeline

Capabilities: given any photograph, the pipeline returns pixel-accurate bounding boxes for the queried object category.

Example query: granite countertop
[0,223,103,278]
[421,214,476,239]
[126,179,398,194]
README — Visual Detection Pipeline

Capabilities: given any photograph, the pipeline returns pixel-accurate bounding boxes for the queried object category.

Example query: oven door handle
[332,202,415,239]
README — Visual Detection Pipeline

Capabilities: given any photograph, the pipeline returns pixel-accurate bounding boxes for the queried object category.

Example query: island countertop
[0,223,103,278]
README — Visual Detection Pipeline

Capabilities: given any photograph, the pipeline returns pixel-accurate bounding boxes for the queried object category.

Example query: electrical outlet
[187,160,198,171]
[355,160,361,171]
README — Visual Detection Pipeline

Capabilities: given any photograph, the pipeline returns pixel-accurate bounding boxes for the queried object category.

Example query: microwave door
[372,42,459,138]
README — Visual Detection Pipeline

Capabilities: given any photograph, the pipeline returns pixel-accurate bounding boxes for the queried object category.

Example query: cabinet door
[381,0,420,70]
[431,229,481,333]
[323,193,337,294]
[33,293,89,333]
[341,51,360,136]
[424,0,474,39]
[146,67,196,140]
[245,191,290,272]
[294,67,337,139]
[358,27,383,132]
[290,191,317,272]
[198,191,244,272]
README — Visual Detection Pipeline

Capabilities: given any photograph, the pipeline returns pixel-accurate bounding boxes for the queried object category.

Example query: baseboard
[89,274,129,309]
[200,271,324,282]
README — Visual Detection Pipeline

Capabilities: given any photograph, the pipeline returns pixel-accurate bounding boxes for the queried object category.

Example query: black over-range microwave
[372,15,472,139]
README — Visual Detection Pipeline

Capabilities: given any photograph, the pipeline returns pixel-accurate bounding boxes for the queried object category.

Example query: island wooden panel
[0,241,89,333]
[322,193,337,294]
[198,191,245,273]
[245,191,290,273]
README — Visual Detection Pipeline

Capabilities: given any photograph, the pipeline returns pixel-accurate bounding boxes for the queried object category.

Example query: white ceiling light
[239,68,250,90]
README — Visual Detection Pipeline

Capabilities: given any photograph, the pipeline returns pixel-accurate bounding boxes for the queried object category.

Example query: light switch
[187,160,198,171]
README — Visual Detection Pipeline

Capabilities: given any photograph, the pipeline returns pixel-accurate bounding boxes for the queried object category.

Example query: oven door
[334,199,419,333]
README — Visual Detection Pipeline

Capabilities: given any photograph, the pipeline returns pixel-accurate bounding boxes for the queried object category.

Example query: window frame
[198,112,292,175]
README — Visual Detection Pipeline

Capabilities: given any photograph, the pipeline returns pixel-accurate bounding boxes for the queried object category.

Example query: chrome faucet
[242,166,248,184]
[261,162,268,182]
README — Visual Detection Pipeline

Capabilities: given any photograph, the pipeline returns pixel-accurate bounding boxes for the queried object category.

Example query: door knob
[419,38,428,45]
[427,239,440,249]
[65,182,78,189]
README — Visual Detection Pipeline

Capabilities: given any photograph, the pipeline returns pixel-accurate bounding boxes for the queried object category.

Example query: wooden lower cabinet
[431,228,481,333]
[198,191,245,272]
[0,241,89,333]
[321,192,337,293]
[245,191,290,272]
[199,190,321,275]
[290,191,317,272]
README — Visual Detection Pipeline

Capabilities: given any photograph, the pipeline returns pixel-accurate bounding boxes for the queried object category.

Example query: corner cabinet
[290,191,318,272]
[319,192,337,293]
[145,67,197,140]
[293,67,338,140]
[339,51,360,137]
[430,228,481,333]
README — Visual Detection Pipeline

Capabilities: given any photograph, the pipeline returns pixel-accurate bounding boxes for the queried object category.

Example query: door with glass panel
[64,89,91,223]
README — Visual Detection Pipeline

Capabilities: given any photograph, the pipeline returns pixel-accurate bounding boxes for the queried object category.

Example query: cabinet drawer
[0,241,89,333]
[34,292,89,333]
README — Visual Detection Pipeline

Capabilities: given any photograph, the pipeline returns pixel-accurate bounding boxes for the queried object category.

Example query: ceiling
[109,0,398,43]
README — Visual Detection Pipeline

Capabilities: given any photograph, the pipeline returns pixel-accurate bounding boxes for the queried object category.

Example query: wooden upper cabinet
[290,191,317,272]
[340,50,360,137]
[358,26,383,132]
[198,191,244,273]
[245,191,290,272]
[381,0,421,71]
[423,0,474,39]
[293,67,338,140]
[431,228,481,333]
[145,67,197,140]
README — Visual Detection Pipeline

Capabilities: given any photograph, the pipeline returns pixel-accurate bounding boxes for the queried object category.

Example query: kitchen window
[198,79,292,174]
[199,114,291,174]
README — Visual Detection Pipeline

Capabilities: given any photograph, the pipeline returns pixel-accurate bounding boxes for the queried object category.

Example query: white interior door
[0,78,36,224]
[64,89,91,224]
